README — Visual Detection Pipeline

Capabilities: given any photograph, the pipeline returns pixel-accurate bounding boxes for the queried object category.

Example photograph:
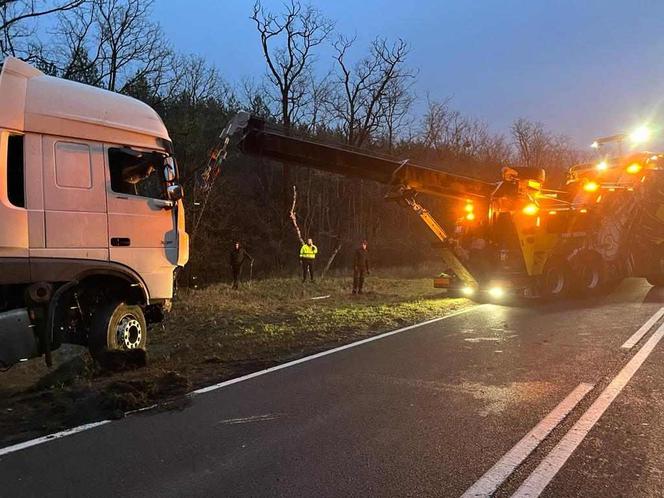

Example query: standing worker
[299,237,318,283]
[353,240,370,294]
[229,241,254,290]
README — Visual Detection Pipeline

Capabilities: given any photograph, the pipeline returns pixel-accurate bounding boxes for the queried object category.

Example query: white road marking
[513,321,664,497]
[217,413,282,425]
[0,306,479,458]
[0,421,110,458]
[191,306,480,395]
[621,306,664,350]
[461,383,594,498]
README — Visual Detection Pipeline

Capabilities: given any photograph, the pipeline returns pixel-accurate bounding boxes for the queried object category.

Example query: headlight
[488,287,505,299]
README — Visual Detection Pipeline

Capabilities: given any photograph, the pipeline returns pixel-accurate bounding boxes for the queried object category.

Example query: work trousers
[353,268,366,293]
[301,259,315,282]
[231,264,242,289]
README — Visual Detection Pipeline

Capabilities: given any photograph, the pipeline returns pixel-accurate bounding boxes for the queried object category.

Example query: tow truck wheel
[539,257,572,299]
[570,251,608,297]
[89,302,147,364]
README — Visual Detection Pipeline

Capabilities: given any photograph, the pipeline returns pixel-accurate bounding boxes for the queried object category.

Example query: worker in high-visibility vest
[299,238,318,282]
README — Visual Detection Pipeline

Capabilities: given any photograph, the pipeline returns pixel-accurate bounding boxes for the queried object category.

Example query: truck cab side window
[108,147,165,200]
[7,134,25,207]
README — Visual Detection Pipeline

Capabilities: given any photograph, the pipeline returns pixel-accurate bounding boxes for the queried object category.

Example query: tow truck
[216,112,663,299]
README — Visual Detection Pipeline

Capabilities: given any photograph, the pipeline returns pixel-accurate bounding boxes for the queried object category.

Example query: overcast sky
[153,0,664,147]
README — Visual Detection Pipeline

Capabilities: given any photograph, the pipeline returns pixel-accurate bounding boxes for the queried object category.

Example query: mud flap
[0,309,38,368]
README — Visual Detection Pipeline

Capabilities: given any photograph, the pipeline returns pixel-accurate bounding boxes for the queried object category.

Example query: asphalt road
[2,279,664,497]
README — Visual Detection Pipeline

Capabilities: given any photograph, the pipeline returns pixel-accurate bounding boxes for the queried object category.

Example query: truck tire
[89,302,147,364]
[570,252,607,297]
[539,257,572,299]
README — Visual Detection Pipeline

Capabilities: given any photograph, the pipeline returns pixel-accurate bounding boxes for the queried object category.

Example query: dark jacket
[230,247,253,267]
[353,247,370,272]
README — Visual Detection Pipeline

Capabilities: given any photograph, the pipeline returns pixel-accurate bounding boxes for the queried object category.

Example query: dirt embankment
[1,276,467,446]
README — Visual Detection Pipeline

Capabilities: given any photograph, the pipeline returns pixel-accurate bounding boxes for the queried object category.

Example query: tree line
[0,0,588,283]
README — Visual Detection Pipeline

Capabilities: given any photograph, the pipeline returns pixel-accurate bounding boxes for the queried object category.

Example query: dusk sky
[154,0,664,147]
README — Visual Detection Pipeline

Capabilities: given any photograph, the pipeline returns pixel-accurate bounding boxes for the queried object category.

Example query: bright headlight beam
[629,125,651,144]
[461,286,475,297]
[488,287,505,299]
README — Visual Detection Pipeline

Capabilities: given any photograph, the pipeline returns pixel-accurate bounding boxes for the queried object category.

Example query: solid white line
[621,307,664,350]
[0,420,110,458]
[513,321,664,497]
[0,306,479,458]
[461,382,594,498]
[191,306,480,395]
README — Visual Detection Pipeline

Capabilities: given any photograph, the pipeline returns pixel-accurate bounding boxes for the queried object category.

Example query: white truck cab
[0,57,188,368]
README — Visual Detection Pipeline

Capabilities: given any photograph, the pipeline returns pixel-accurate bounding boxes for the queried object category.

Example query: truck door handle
[111,237,131,247]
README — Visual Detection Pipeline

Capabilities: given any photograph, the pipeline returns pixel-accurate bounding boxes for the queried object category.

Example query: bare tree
[251,0,333,129]
[0,0,85,60]
[53,0,171,92]
[380,76,415,150]
[329,36,413,147]
[511,118,585,185]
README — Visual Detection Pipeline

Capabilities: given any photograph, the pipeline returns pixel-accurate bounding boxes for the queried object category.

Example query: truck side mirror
[167,184,184,201]
[163,162,176,182]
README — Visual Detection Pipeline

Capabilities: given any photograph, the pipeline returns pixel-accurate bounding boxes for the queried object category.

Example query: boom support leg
[402,197,479,289]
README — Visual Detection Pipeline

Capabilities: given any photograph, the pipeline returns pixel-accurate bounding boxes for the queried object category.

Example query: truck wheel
[539,258,572,299]
[570,251,607,297]
[89,302,147,363]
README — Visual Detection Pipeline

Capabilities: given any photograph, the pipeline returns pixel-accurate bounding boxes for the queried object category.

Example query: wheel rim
[116,314,142,350]
[580,265,600,289]
[544,267,565,295]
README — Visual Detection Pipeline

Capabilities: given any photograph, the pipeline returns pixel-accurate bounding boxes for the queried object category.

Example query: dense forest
[0,0,587,283]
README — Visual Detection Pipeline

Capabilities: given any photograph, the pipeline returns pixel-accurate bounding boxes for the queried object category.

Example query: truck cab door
[104,145,178,301]
[41,138,108,259]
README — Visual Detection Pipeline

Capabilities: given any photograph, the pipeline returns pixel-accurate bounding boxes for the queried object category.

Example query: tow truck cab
[0,57,188,368]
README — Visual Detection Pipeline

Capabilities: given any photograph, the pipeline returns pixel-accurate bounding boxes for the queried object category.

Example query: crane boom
[226,113,495,202]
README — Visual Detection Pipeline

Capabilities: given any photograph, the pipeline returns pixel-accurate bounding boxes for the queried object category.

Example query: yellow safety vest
[300,244,318,259]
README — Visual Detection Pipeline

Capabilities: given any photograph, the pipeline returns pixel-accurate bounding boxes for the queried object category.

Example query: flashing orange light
[579,208,588,214]
[596,195,603,203]
[626,163,642,174]
[465,212,476,221]
[583,181,600,193]
[522,203,539,216]
[527,180,542,190]
[464,203,474,213]
[548,210,557,215]
[596,160,608,171]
